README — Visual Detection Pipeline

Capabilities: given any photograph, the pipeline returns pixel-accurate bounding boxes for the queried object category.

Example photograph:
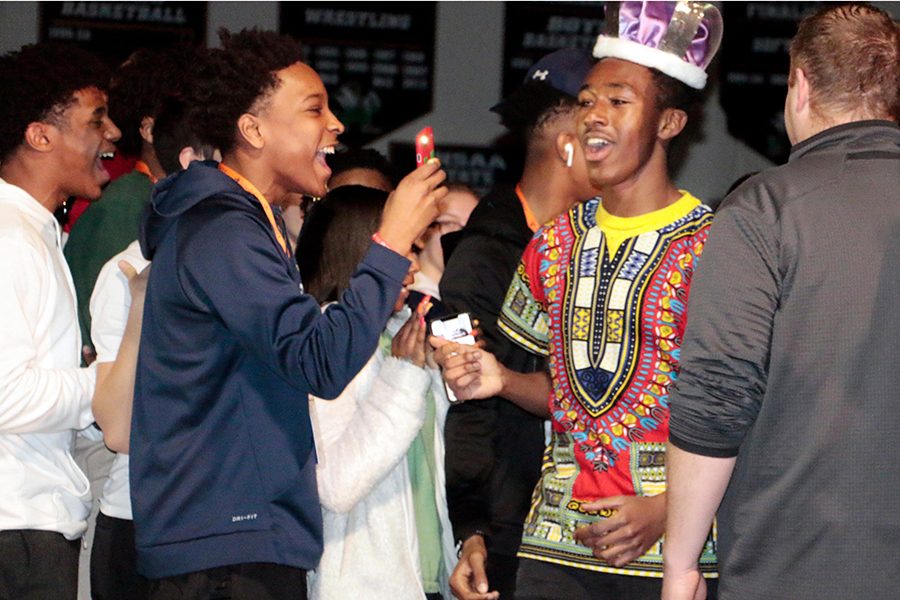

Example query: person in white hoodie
[296,184,457,600]
[0,42,121,598]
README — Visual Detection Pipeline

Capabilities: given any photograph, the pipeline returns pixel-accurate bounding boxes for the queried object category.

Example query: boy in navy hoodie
[130,29,446,599]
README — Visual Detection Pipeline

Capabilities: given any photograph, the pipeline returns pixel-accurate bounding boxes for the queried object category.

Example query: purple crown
[594,1,723,89]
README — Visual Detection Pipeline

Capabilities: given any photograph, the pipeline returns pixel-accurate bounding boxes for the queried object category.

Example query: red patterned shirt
[499,192,717,577]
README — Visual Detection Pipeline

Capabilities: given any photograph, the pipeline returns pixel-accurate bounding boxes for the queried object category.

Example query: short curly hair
[109,46,194,157]
[153,95,216,176]
[190,29,305,155]
[0,43,110,163]
[650,68,704,116]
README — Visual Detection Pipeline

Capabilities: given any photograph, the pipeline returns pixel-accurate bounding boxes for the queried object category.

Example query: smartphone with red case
[415,126,435,167]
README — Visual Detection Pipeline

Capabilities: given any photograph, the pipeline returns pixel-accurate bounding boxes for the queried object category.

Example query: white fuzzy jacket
[307,309,457,599]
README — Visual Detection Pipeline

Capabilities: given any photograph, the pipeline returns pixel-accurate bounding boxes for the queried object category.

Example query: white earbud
[564,142,574,168]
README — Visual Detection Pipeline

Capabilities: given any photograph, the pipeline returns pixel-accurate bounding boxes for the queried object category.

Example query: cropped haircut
[190,29,304,155]
[495,81,581,148]
[646,67,706,159]
[0,43,110,162]
[152,96,215,176]
[108,46,193,157]
[296,185,388,304]
[649,67,704,118]
[790,3,899,122]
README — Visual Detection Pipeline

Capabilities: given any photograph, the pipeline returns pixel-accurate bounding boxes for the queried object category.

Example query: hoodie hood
[140,160,249,260]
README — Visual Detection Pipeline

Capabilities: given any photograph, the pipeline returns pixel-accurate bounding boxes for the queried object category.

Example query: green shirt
[378,332,445,593]
[64,170,152,352]
[407,388,444,593]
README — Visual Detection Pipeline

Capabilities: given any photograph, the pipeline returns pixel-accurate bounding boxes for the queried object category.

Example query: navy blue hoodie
[131,161,409,577]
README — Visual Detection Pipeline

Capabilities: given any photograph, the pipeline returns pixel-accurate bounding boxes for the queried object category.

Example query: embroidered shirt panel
[498,195,717,576]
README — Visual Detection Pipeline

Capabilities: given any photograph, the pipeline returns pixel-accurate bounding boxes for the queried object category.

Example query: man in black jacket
[663,4,900,600]
[441,49,597,600]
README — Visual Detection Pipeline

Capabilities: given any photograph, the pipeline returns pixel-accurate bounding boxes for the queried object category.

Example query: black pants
[90,513,150,600]
[149,563,307,600]
[487,552,521,599]
[0,529,80,600]
[515,558,719,600]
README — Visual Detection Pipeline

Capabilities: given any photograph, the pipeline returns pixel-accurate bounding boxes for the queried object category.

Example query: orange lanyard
[515,184,540,233]
[218,163,288,255]
[133,160,158,184]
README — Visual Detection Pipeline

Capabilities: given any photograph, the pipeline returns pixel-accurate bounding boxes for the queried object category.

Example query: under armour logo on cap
[489,48,593,122]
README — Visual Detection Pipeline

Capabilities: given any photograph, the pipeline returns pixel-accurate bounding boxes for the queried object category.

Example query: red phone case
[415,126,435,167]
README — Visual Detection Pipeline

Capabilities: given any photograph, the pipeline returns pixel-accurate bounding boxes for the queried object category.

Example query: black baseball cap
[491,48,594,131]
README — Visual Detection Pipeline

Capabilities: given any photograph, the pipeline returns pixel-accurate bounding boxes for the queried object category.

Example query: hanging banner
[502,2,604,97]
[282,2,436,147]
[719,2,825,164]
[39,1,206,65]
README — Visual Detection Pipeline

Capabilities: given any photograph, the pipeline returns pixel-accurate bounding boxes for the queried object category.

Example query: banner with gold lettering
[281,2,436,146]
[502,2,604,97]
[719,2,826,163]
[39,1,206,65]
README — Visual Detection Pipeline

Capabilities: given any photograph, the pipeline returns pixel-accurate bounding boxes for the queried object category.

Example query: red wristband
[371,232,395,252]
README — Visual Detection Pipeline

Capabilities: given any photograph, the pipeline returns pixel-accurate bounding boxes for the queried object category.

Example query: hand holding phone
[379,129,445,253]
[430,312,475,346]
[430,313,475,404]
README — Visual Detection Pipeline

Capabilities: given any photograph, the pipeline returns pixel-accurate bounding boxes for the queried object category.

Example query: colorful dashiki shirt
[498,192,718,578]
